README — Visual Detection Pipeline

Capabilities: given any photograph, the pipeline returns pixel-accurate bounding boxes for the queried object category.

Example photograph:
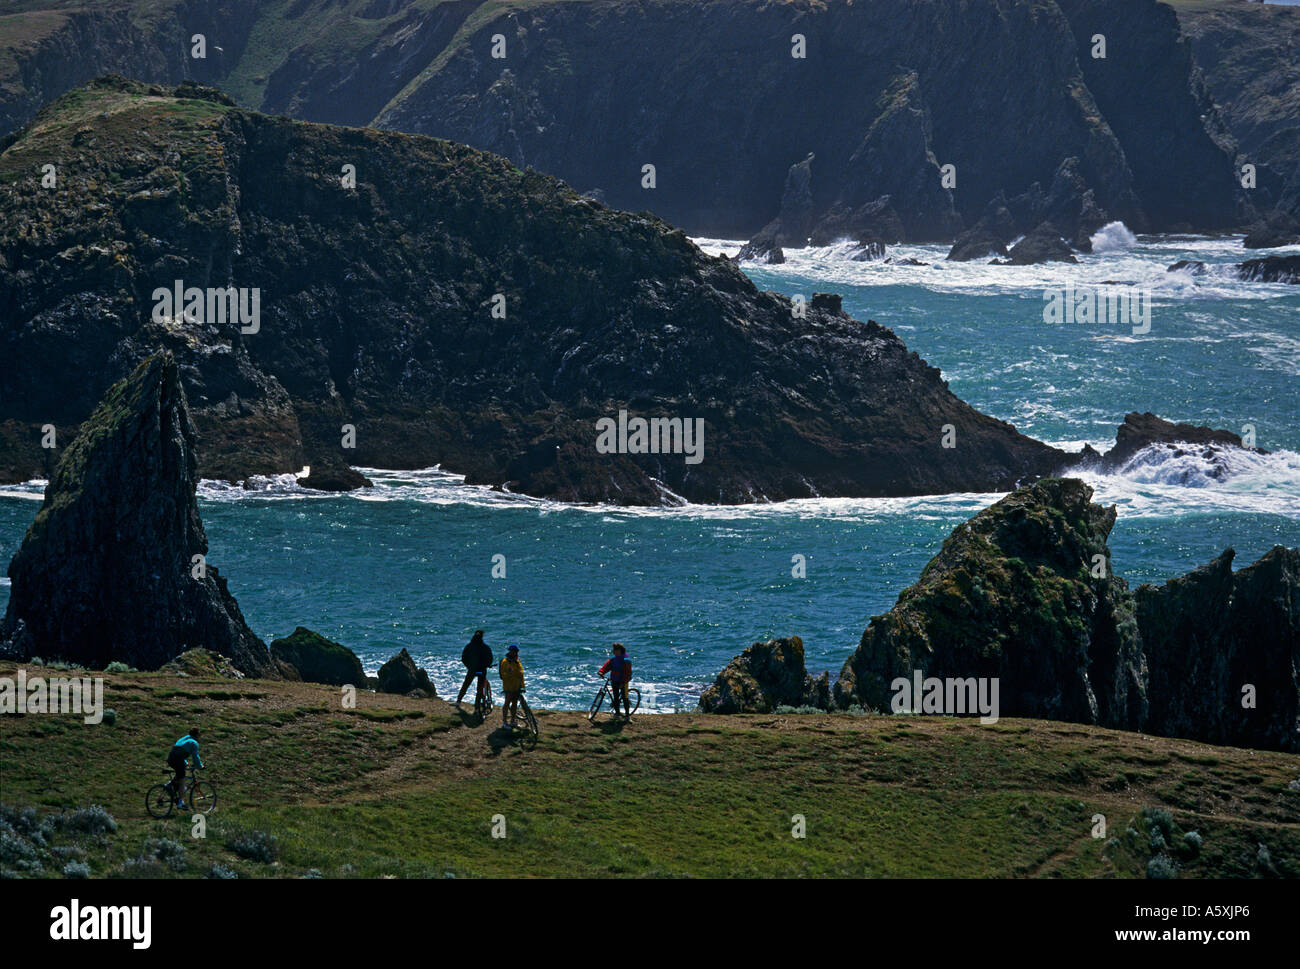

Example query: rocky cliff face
[0,353,274,676]
[1137,547,1300,754]
[0,77,1068,504]
[0,0,1271,237]
[1173,0,1300,227]
[831,477,1298,752]
[381,0,1249,239]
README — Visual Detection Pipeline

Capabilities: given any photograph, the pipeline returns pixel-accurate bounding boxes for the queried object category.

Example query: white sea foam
[1066,444,1300,519]
[0,480,46,500]
[1089,221,1137,253]
[179,446,1300,525]
[694,233,1300,303]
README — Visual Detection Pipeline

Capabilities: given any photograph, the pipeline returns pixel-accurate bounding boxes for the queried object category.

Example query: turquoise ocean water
[2,229,1297,709]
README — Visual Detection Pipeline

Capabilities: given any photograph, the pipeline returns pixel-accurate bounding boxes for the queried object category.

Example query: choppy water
[2,233,1297,709]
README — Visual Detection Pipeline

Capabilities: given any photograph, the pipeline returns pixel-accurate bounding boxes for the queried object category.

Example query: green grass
[2,661,1297,878]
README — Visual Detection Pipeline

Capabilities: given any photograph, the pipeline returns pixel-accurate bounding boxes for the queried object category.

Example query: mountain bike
[472,673,494,721]
[588,675,640,722]
[146,767,217,818]
[507,690,539,747]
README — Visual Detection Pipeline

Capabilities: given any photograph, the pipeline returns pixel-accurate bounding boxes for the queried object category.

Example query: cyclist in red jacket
[598,643,633,718]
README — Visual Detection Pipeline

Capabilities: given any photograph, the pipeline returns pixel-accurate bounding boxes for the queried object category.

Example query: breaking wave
[1089,221,1138,253]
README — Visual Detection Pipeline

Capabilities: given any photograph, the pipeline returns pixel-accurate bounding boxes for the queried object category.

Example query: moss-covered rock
[699,636,829,714]
[833,478,1147,729]
[269,627,367,687]
[160,648,246,679]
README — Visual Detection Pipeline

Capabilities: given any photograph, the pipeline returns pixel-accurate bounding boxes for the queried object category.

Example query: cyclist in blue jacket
[166,729,204,808]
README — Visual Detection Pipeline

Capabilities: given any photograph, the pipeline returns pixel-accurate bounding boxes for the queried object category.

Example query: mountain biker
[166,729,203,809]
[598,643,633,717]
[499,645,525,730]
[455,629,494,707]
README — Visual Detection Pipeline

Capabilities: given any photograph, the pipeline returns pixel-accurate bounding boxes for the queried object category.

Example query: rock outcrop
[832,479,1146,729]
[0,78,1071,505]
[1001,223,1079,266]
[160,648,247,680]
[1243,214,1300,250]
[698,637,829,714]
[1137,547,1300,753]
[1239,255,1300,284]
[269,627,368,687]
[299,460,373,493]
[0,353,274,676]
[828,477,1298,751]
[1075,412,1262,474]
[377,648,437,698]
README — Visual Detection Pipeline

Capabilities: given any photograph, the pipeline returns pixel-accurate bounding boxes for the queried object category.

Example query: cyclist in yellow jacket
[499,645,525,730]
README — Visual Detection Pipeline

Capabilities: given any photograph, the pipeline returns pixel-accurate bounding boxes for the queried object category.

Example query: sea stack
[0,352,275,676]
[833,478,1148,730]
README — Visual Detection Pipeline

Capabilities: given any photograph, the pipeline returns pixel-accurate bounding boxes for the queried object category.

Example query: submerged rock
[0,353,275,676]
[698,636,830,714]
[299,459,373,492]
[1166,259,1207,276]
[270,627,368,687]
[833,478,1147,729]
[377,648,437,698]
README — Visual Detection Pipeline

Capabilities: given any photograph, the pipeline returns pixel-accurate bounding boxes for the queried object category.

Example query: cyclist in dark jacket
[455,630,494,706]
[166,729,203,808]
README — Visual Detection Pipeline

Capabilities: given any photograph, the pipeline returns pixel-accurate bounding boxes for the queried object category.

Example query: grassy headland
[2,661,1296,878]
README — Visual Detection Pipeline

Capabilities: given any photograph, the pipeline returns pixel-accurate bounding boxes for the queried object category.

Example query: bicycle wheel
[146,784,175,819]
[520,700,539,745]
[473,681,492,720]
[587,686,606,722]
[189,779,217,814]
[625,688,641,716]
